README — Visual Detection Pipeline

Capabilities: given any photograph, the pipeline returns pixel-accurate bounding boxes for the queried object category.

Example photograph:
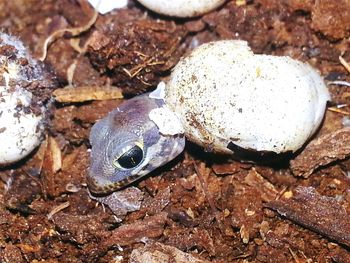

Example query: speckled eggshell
[136,0,226,17]
[0,33,46,165]
[165,40,330,154]
[0,86,44,164]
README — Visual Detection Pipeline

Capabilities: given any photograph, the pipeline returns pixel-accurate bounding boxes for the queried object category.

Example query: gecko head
[87,95,185,195]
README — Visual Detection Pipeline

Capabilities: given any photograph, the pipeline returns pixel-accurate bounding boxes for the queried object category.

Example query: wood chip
[290,128,350,177]
[41,136,62,197]
[244,168,279,202]
[53,85,123,103]
[212,161,252,175]
[103,212,168,247]
[47,201,70,220]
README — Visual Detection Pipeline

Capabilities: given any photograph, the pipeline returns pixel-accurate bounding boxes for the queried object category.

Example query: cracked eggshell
[165,40,330,154]
[136,0,226,17]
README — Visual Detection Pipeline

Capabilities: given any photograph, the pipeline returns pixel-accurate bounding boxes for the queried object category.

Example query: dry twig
[39,3,99,61]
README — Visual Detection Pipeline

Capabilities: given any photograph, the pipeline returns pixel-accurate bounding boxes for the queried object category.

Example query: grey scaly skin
[88,93,185,194]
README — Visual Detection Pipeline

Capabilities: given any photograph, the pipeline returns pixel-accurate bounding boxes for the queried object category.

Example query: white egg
[0,33,45,165]
[0,87,44,164]
[158,40,329,154]
[136,0,225,17]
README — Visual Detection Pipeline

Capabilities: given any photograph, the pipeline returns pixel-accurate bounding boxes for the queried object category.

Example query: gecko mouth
[86,172,146,195]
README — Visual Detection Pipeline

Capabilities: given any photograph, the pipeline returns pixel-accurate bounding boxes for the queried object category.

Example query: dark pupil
[118,145,143,169]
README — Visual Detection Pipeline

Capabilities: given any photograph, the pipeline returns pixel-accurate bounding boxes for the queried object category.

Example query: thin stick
[39,1,99,61]
[328,107,350,115]
[339,55,350,74]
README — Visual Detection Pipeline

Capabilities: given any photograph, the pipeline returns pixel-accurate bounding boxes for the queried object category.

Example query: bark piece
[212,161,251,175]
[103,212,168,247]
[266,186,350,248]
[290,128,350,178]
[90,187,143,218]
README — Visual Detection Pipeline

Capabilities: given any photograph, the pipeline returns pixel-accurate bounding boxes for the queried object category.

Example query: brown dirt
[0,0,350,262]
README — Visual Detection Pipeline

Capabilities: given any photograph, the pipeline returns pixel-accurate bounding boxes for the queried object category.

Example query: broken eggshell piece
[150,40,330,155]
[87,0,128,14]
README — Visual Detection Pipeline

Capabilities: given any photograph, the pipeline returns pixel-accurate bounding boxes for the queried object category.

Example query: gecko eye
[113,144,144,169]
